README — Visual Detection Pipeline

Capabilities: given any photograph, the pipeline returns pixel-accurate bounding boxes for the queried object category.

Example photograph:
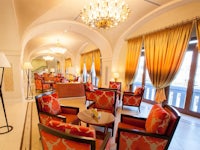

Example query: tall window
[168,51,193,108]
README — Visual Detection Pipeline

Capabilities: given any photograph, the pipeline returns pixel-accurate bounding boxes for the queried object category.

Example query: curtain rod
[125,16,200,41]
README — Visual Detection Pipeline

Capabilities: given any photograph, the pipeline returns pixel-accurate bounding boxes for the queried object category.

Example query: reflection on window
[190,53,200,113]
[168,51,193,108]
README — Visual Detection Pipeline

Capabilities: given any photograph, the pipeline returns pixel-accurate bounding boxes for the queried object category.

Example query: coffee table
[77,109,115,133]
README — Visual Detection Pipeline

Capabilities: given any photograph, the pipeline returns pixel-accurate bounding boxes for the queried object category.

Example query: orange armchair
[38,120,111,150]
[109,81,122,101]
[116,104,181,150]
[87,89,118,136]
[122,86,145,112]
[35,91,80,125]
[35,79,52,92]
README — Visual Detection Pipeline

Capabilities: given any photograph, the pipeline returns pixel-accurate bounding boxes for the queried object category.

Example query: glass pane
[132,55,144,91]
[190,53,200,113]
[144,69,156,101]
[168,51,193,108]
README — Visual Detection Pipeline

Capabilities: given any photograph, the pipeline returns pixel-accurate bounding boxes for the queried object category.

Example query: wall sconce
[113,72,119,82]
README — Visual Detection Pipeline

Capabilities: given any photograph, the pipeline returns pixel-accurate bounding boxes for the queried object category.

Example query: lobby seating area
[31,85,183,150]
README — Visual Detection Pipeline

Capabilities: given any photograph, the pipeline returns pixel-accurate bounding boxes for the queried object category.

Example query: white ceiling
[0,0,200,61]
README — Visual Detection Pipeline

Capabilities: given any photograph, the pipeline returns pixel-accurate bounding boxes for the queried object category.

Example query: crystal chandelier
[81,0,130,29]
[43,56,54,61]
[50,40,67,54]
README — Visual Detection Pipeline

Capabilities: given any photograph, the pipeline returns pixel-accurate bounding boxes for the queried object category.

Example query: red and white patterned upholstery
[116,104,181,150]
[41,94,61,115]
[122,86,145,112]
[38,121,111,150]
[87,89,117,136]
[109,81,122,100]
[35,91,80,126]
[145,104,170,134]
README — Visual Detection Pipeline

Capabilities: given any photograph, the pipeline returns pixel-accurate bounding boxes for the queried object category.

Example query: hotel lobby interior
[1,0,200,150]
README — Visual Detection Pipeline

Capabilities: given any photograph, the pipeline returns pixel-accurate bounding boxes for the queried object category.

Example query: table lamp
[0,52,13,134]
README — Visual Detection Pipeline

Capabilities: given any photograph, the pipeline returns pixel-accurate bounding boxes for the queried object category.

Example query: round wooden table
[77,109,115,133]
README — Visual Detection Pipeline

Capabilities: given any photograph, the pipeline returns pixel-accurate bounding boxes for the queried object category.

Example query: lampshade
[23,62,33,69]
[0,52,11,68]
[113,72,119,79]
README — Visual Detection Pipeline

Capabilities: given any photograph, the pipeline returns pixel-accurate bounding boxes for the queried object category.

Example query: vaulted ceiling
[0,0,200,62]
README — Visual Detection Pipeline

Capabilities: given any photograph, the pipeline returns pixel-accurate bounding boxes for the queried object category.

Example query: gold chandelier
[81,0,130,29]
[50,39,67,54]
[43,56,54,61]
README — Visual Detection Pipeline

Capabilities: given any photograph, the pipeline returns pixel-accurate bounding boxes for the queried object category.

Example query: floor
[0,96,200,150]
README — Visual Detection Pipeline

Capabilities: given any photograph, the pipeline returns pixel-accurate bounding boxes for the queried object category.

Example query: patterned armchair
[122,86,145,112]
[38,120,111,150]
[109,81,122,101]
[116,104,181,150]
[35,79,52,92]
[84,82,98,104]
[35,91,80,125]
[87,89,118,136]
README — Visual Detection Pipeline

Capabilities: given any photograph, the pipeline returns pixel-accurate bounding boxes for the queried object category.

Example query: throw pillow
[134,87,143,95]
[85,82,94,91]
[145,104,170,135]
[48,120,96,138]
[41,94,61,115]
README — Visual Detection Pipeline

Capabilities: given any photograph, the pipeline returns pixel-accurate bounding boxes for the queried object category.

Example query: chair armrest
[121,114,146,128]
[60,105,79,115]
[39,112,66,124]
[123,91,134,95]
[117,127,168,141]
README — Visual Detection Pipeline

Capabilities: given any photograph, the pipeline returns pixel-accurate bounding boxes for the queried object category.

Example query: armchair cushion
[145,104,170,135]
[109,82,121,90]
[48,120,96,138]
[41,94,61,115]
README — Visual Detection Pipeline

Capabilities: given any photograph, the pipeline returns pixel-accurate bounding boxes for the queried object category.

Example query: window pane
[190,53,200,113]
[133,55,144,91]
[168,51,193,108]
[144,69,156,101]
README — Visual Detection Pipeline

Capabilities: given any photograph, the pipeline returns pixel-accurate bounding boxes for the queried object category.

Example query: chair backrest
[35,91,56,113]
[163,104,181,147]
[109,81,121,92]
[91,89,118,116]
[38,123,96,150]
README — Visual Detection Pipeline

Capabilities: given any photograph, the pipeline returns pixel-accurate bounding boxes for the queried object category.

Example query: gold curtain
[80,49,101,83]
[65,58,72,72]
[196,19,200,51]
[125,36,143,88]
[144,22,193,103]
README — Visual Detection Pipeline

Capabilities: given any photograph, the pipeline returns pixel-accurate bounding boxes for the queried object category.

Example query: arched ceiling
[1,0,199,62]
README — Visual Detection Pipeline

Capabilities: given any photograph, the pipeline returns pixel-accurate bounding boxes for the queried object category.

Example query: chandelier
[50,40,67,54]
[81,0,130,29]
[43,56,54,61]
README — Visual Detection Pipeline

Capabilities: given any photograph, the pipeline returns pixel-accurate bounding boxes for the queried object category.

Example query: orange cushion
[48,120,96,138]
[134,87,143,95]
[85,82,94,91]
[145,104,170,135]
[41,94,61,115]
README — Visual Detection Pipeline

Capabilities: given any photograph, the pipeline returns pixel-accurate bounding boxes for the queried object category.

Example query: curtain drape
[65,58,72,72]
[196,19,200,51]
[144,22,193,103]
[80,49,101,85]
[125,36,143,89]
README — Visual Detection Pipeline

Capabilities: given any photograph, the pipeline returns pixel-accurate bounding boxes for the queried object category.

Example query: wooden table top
[77,109,115,126]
